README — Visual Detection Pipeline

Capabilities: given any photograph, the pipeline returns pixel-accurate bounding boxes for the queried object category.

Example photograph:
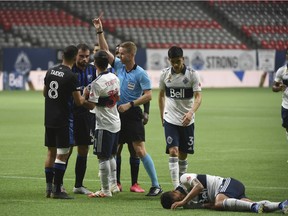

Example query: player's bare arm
[158,89,165,125]
[171,178,204,210]
[182,91,202,126]
[118,89,152,113]
[92,15,115,65]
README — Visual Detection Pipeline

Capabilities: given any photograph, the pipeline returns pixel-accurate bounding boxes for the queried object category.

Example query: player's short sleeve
[180,173,197,186]
[139,68,151,90]
[274,66,284,83]
[88,81,100,104]
[71,73,79,92]
[159,69,166,90]
[192,70,201,92]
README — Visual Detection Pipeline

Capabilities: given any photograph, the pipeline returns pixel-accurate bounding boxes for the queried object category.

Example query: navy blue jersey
[71,64,96,114]
[44,64,78,128]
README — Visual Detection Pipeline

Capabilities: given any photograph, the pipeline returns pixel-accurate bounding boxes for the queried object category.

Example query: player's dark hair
[168,46,183,59]
[63,45,78,61]
[94,50,109,69]
[160,192,175,209]
[77,43,90,51]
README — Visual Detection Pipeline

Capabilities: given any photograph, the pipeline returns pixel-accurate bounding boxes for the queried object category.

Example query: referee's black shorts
[119,106,145,144]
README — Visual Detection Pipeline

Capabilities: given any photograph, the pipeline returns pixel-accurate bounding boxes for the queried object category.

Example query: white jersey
[274,64,288,109]
[159,66,201,126]
[88,71,120,133]
[179,173,224,204]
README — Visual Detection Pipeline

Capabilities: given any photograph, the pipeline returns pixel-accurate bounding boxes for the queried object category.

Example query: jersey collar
[171,65,186,75]
[126,64,137,73]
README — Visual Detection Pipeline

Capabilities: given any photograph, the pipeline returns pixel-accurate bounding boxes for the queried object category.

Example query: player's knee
[169,147,178,157]
[57,147,70,155]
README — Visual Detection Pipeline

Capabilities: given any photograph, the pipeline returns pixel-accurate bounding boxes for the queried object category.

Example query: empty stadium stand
[0,1,287,50]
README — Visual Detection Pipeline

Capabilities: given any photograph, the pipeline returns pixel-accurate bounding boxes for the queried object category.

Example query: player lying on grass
[160,173,288,214]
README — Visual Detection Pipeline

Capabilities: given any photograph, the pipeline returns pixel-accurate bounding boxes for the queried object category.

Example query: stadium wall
[0,48,285,91]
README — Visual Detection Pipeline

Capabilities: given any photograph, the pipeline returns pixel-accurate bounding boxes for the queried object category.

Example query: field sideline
[0,88,287,216]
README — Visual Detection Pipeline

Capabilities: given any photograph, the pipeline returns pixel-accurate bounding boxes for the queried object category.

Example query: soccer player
[158,46,202,189]
[69,43,97,195]
[272,49,288,145]
[44,45,86,199]
[160,173,288,214]
[93,17,162,196]
[85,50,121,197]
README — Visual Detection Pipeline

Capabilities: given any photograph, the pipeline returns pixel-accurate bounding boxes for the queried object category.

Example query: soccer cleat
[110,184,120,194]
[73,186,92,195]
[51,192,74,199]
[145,186,163,196]
[251,203,264,213]
[280,200,288,214]
[61,185,67,193]
[130,183,145,193]
[88,190,112,198]
[117,183,122,192]
[46,189,52,198]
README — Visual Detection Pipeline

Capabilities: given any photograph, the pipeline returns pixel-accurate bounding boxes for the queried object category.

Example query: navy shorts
[281,106,288,128]
[163,120,195,154]
[45,126,70,148]
[118,106,145,144]
[217,178,247,199]
[93,129,119,159]
[73,112,94,146]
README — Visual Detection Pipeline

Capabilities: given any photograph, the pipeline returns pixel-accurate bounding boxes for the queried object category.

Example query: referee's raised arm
[92,16,115,66]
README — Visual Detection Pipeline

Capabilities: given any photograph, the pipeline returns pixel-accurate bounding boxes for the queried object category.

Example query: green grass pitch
[0,88,287,216]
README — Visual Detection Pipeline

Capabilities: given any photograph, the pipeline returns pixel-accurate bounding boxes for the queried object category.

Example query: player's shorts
[163,120,194,154]
[45,126,70,148]
[93,129,119,159]
[118,106,145,144]
[73,111,94,146]
[217,178,247,199]
[281,106,288,128]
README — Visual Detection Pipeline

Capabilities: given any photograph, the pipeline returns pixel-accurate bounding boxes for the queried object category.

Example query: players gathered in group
[42,13,288,214]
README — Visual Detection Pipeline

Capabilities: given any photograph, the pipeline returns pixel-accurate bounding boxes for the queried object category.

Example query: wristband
[130,101,134,107]
[97,31,103,34]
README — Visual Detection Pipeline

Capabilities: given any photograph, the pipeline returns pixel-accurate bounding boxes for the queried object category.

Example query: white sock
[169,157,179,189]
[99,159,111,194]
[179,159,188,177]
[286,131,288,142]
[223,198,253,211]
[109,156,117,186]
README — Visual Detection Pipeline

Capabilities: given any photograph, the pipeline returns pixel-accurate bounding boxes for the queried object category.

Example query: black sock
[75,155,87,188]
[116,156,121,184]
[53,163,66,193]
[45,167,54,184]
[130,157,140,185]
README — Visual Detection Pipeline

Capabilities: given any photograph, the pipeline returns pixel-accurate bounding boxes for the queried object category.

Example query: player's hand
[117,103,131,113]
[182,111,193,127]
[92,12,103,32]
[280,83,287,91]
[83,87,90,100]
[171,201,184,210]
[142,112,149,125]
